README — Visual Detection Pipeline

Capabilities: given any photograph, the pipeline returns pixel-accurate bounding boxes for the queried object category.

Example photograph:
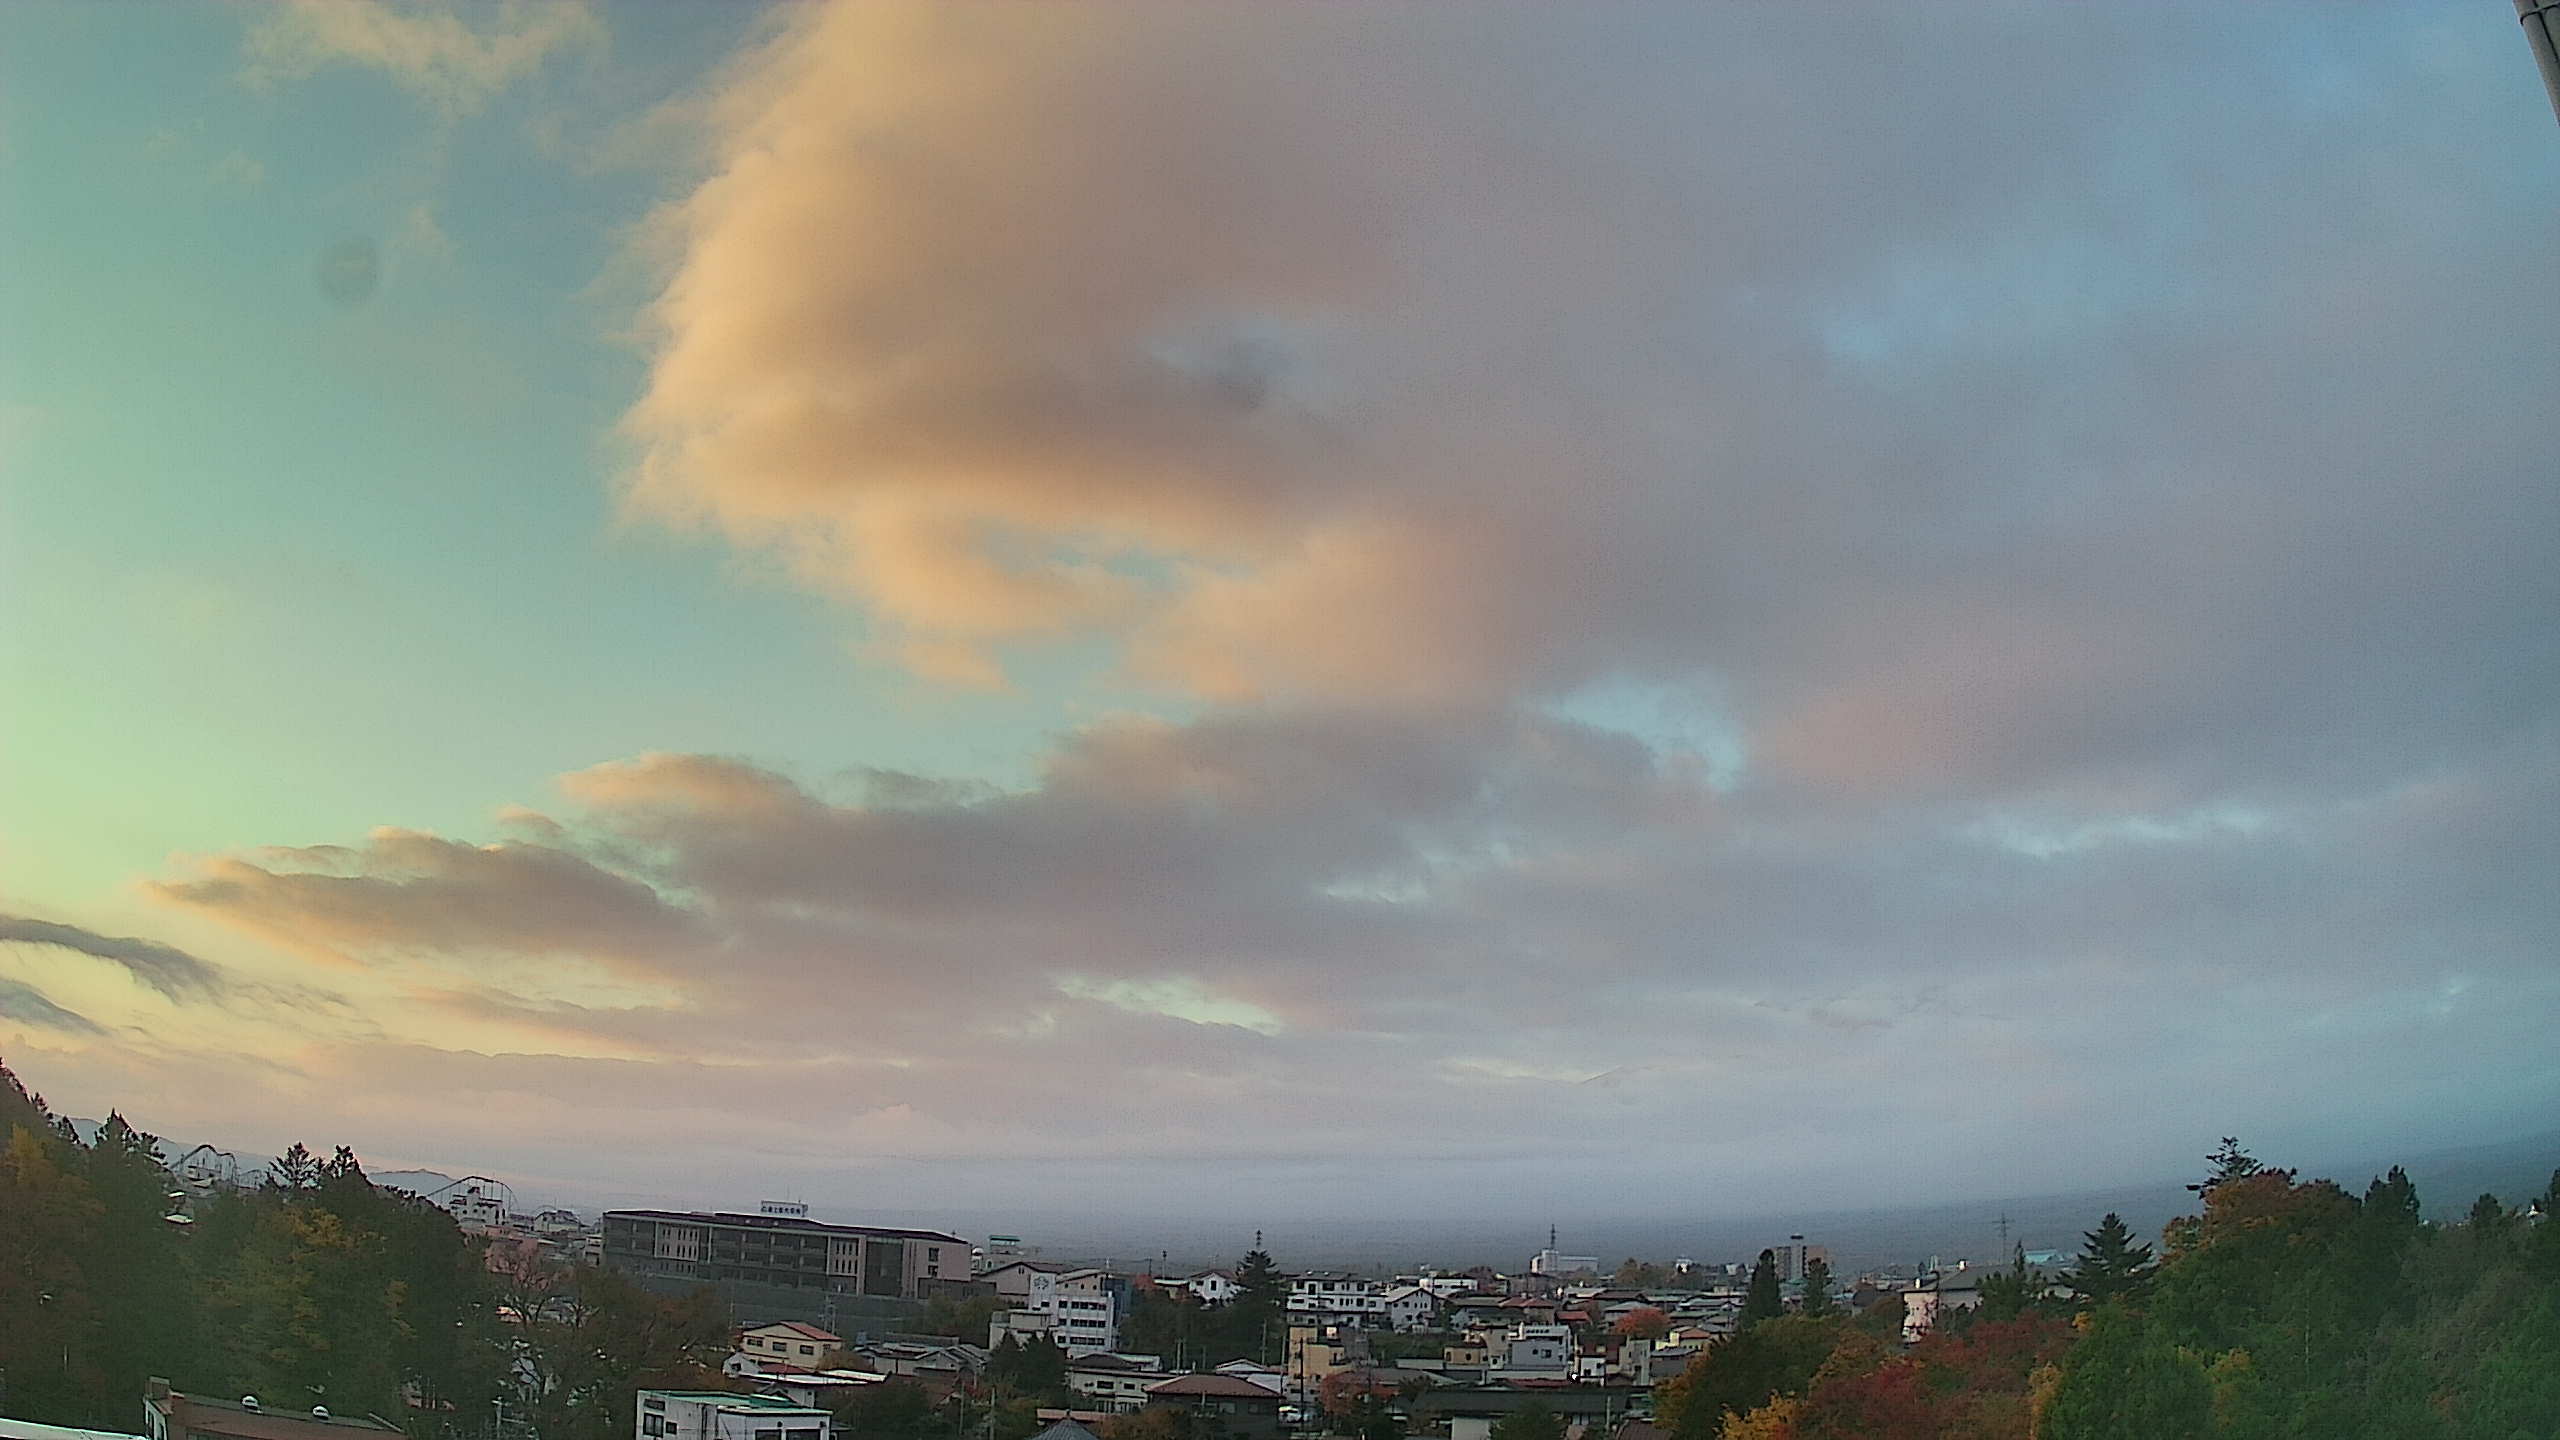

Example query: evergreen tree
[1226,1247,1285,1364]
[2061,1213,2156,1309]
[2362,1167,2420,1232]
[1799,1257,1835,1318]
[2468,1192,2509,1233]
[268,1142,320,1192]
[2188,1137,2264,1196]
[76,1113,191,1425]
[1741,1250,1782,1328]
[1976,1245,2036,1322]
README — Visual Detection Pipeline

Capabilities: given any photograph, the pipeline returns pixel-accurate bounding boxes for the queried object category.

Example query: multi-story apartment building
[1048,1289,1120,1354]
[602,1210,968,1300]
[1285,1272,1385,1322]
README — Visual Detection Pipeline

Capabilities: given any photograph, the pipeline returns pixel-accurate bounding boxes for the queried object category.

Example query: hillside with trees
[0,1057,728,1438]
[1657,1140,2560,1439]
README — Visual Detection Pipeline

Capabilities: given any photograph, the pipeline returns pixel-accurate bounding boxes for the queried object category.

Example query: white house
[637,1392,828,1440]
[1064,1354,1170,1413]
[1900,1266,1983,1344]
[1215,1360,1290,1396]
[1184,1270,1241,1306]
[1381,1286,1442,1332]
[444,1180,510,1231]
[1491,1325,1572,1377]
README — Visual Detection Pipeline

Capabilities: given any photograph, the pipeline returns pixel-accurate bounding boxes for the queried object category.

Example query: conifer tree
[2188,1137,2263,1196]
[1741,1250,1782,1328]
[1799,1256,1835,1318]
[2061,1214,2155,1309]
[268,1142,320,1191]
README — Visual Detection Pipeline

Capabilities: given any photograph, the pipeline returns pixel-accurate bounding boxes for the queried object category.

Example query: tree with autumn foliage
[1612,1305,1671,1340]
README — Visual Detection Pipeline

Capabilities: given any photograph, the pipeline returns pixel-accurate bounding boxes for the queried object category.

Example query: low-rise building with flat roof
[636,1391,830,1440]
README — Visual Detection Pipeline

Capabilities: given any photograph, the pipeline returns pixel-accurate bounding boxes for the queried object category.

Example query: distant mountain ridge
[59,1115,2556,1275]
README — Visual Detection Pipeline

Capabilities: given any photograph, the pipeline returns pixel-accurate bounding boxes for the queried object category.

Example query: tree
[1613,1306,1671,1340]
[2060,1213,2155,1310]
[268,1142,320,1192]
[1792,1358,1940,1440]
[2188,1137,2264,1196]
[1225,1248,1286,1364]
[2038,1307,2211,1440]
[1975,1246,2037,1323]
[0,1124,105,1422]
[1716,1397,1799,1440]
[76,1112,192,1425]
[1798,1258,1834,1319]
[1489,1400,1563,1440]
[1741,1251,1782,1328]
[2468,1192,2509,1233]
[1660,1317,1844,1440]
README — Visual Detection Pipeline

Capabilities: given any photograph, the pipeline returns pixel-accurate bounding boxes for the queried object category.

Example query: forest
[1659,1142,2560,1438]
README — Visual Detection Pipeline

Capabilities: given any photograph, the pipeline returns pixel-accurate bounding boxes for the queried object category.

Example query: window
[643,1418,662,1436]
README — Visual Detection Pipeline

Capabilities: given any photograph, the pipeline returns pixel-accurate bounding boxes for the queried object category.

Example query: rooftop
[161,1395,403,1440]
[607,1209,967,1245]
[1146,1376,1285,1401]
[644,1393,829,1413]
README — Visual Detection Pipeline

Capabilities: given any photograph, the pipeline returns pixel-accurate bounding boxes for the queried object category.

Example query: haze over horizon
[5,1,2556,1227]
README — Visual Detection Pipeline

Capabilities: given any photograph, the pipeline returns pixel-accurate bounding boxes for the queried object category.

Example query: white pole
[2521,0,2560,127]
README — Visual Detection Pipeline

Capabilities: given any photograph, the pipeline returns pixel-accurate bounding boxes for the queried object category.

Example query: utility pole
[2522,0,2560,127]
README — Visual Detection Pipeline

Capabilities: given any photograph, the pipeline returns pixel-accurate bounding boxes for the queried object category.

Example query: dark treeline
[0,1058,730,1440]
[1660,1140,2560,1438]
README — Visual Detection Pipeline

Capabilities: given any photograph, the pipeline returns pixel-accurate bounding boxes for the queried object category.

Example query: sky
[2,0,2556,1238]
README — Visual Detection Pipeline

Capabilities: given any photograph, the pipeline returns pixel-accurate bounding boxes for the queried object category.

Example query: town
[4,1062,2556,1440]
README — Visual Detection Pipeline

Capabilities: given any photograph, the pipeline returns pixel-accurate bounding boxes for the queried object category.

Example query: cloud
[243,0,602,118]
[0,979,105,1036]
[35,3,2554,1223]
[0,913,229,1001]
[621,1,2557,808]
[128,701,2560,1213]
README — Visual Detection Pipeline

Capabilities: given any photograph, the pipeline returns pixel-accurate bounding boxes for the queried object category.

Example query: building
[1411,1385,1646,1440]
[1769,1236,1829,1285]
[636,1392,829,1440]
[441,1179,512,1232]
[1382,1285,1443,1331]
[1142,1375,1285,1440]
[756,1374,888,1409]
[1064,1354,1171,1413]
[1528,1250,1599,1278]
[1214,1360,1289,1396]
[1182,1269,1240,1306]
[1286,1272,1386,1322]
[737,1321,841,1373]
[142,1383,403,1440]
[1491,1325,1572,1378]
[1025,1422,1102,1440]
[982,1260,1071,1305]
[1900,1265,1983,1343]
[602,1210,969,1302]
[1048,1290,1119,1355]
[3,1421,147,1440]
